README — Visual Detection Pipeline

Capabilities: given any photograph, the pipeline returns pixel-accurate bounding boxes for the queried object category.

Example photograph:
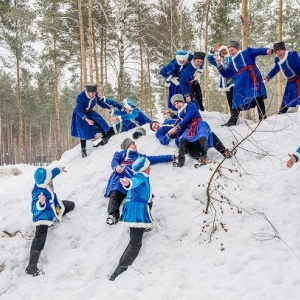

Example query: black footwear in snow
[93,137,109,147]
[221,121,236,127]
[109,265,128,281]
[81,148,87,158]
[25,266,43,277]
[222,148,237,159]
[173,161,184,168]
[106,215,118,225]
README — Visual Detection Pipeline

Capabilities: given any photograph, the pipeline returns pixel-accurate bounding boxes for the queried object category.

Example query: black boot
[81,147,87,158]
[25,250,42,277]
[109,265,128,281]
[173,140,186,167]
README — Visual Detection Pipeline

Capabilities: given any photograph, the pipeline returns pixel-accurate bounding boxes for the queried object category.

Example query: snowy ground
[1,110,300,300]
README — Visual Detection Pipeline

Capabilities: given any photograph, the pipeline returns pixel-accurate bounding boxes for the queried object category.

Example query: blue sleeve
[217,64,235,78]
[111,151,123,170]
[146,154,174,164]
[160,59,177,78]
[293,146,300,162]
[248,47,269,57]
[266,59,280,80]
[104,97,124,110]
[179,67,191,97]
[207,52,217,67]
[115,108,139,121]
[155,130,172,145]
[177,103,198,130]
[51,167,62,180]
[74,94,87,120]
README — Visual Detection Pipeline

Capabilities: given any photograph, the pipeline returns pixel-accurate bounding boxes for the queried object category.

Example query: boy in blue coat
[70,83,115,157]
[264,41,300,114]
[109,156,152,281]
[104,138,176,225]
[160,50,194,111]
[216,41,273,126]
[25,167,75,276]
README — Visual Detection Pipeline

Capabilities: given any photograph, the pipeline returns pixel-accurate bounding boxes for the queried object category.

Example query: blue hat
[170,94,184,105]
[176,50,189,62]
[123,98,136,110]
[132,156,150,173]
[34,167,52,188]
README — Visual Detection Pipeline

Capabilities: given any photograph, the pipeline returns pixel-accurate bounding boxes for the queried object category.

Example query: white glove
[194,71,201,82]
[170,77,179,86]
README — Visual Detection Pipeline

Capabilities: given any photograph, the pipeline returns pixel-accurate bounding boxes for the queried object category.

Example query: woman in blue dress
[109,156,153,281]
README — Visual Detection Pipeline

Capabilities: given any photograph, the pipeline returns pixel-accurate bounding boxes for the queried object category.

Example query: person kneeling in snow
[286,146,300,168]
[25,167,75,276]
[109,156,153,281]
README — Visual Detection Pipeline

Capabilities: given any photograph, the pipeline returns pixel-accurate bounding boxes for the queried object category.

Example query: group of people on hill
[25,40,300,281]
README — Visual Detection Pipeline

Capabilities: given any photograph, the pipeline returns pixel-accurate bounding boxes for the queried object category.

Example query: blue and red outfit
[217,47,268,122]
[266,50,300,113]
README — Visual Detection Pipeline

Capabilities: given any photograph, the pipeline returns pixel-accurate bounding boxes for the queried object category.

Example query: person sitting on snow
[104,137,177,225]
[25,167,75,276]
[166,94,235,167]
[150,118,235,161]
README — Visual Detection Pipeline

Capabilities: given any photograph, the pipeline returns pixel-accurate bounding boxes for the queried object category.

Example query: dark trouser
[180,136,208,161]
[192,81,204,110]
[256,96,266,120]
[119,228,144,267]
[30,200,75,251]
[227,96,266,125]
[108,190,126,219]
[183,133,226,159]
[225,86,234,115]
[27,200,74,273]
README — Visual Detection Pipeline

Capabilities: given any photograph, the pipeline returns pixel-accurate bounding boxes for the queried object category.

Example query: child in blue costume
[109,156,152,281]
[25,167,75,276]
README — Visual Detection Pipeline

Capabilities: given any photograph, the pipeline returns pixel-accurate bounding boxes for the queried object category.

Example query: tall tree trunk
[78,0,87,87]
[88,0,94,82]
[277,0,283,110]
[53,37,61,159]
[204,0,211,111]
[16,57,24,163]
[241,0,252,120]
[146,48,153,119]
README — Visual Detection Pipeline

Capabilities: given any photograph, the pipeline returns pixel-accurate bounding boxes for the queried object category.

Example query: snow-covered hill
[1,111,300,300]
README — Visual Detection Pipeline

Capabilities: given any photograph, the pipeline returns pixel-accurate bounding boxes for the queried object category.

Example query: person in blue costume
[150,119,235,160]
[109,156,153,281]
[104,137,176,225]
[160,50,194,111]
[264,41,300,114]
[165,94,214,167]
[70,82,115,157]
[101,96,152,134]
[25,167,75,276]
[179,51,205,111]
[207,43,236,124]
[286,146,300,168]
[216,41,273,126]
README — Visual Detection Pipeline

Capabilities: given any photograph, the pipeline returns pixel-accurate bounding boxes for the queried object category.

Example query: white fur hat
[217,45,228,53]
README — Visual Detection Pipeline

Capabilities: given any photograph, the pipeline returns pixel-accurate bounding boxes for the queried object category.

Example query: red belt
[236,64,259,90]
[288,74,300,98]
[84,109,93,113]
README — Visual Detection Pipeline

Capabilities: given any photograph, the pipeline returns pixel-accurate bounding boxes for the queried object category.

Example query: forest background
[0,0,299,165]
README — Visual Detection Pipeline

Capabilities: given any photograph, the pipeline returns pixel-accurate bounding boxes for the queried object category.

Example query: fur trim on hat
[176,50,189,62]
[123,98,136,110]
[34,167,52,188]
[227,41,240,50]
[132,156,150,173]
[170,94,184,105]
[86,82,97,93]
[217,45,228,53]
